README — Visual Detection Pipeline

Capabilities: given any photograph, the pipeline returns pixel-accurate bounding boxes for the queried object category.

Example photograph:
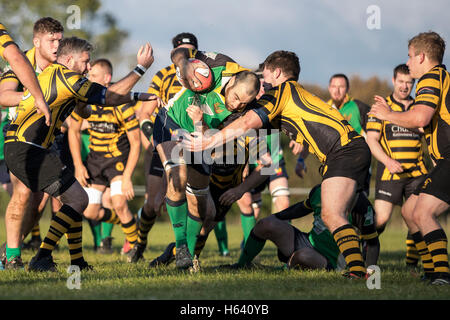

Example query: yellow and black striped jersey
[0,23,15,61]
[148,64,182,104]
[366,95,427,181]
[252,80,360,164]
[133,64,181,123]
[413,64,450,162]
[210,135,250,190]
[5,63,107,148]
[71,102,139,158]
[1,47,38,85]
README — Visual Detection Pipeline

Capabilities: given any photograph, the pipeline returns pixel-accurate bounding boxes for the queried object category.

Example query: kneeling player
[233,184,380,273]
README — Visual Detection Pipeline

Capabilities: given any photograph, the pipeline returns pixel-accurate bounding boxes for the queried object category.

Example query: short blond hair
[408,31,446,64]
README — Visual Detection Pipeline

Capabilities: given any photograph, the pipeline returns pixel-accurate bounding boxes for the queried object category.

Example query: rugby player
[153,46,260,269]
[128,33,199,262]
[366,64,427,267]
[327,73,372,195]
[183,50,373,278]
[0,17,63,269]
[149,108,273,268]
[370,31,450,285]
[231,185,379,272]
[4,36,155,271]
[236,74,290,249]
[328,74,370,137]
[69,58,143,260]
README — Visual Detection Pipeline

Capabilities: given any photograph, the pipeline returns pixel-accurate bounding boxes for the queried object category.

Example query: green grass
[0,215,449,300]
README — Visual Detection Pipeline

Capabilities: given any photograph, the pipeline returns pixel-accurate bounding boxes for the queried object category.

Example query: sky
[98,0,450,91]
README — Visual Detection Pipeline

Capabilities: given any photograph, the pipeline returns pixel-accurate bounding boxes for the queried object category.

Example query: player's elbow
[415,115,431,128]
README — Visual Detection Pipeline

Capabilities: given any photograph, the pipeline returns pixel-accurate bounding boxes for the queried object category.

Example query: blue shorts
[153,108,211,176]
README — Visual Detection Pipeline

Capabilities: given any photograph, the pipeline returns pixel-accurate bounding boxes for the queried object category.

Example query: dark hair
[232,70,260,96]
[33,17,64,36]
[329,73,349,89]
[263,51,300,81]
[91,58,113,76]
[172,32,198,49]
[57,36,92,57]
[393,64,410,79]
[409,31,446,64]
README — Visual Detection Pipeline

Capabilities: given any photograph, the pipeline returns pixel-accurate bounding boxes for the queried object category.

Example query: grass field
[0,213,449,301]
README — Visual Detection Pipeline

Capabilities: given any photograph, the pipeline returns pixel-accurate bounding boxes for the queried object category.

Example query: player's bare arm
[104,43,155,106]
[369,95,435,129]
[366,130,403,174]
[67,115,90,187]
[3,43,51,125]
[0,80,24,107]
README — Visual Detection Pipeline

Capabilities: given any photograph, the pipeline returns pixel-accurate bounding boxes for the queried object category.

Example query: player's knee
[288,249,309,269]
[273,196,290,211]
[412,208,428,226]
[14,186,32,203]
[255,216,277,236]
[112,199,128,216]
[401,205,411,220]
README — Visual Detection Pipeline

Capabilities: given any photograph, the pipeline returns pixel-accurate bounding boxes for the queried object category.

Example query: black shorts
[50,132,74,172]
[322,137,371,191]
[153,107,181,148]
[0,160,10,184]
[85,151,128,186]
[277,226,313,263]
[153,108,211,176]
[148,151,164,177]
[250,159,289,195]
[4,141,76,196]
[210,182,232,222]
[413,159,450,204]
[375,175,427,205]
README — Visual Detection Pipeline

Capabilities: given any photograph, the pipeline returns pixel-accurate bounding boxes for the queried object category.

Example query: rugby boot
[148,242,176,268]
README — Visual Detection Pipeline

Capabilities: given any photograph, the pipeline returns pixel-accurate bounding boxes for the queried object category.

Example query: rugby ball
[189,58,213,92]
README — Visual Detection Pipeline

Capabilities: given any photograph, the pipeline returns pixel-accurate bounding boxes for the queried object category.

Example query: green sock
[237,230,266,266]
[187,214,203,257]
[6,245,21,262]
[214,220,229,254]
[101,222,114,239]
[166,198,188,248]
[88,219,102,247]
[241,211,256,245]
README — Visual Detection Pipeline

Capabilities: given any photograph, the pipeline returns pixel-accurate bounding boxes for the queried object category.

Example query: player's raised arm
[104,43,155,105]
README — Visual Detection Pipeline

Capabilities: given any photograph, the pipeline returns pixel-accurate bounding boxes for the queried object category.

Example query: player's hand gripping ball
[186,58,213,92]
